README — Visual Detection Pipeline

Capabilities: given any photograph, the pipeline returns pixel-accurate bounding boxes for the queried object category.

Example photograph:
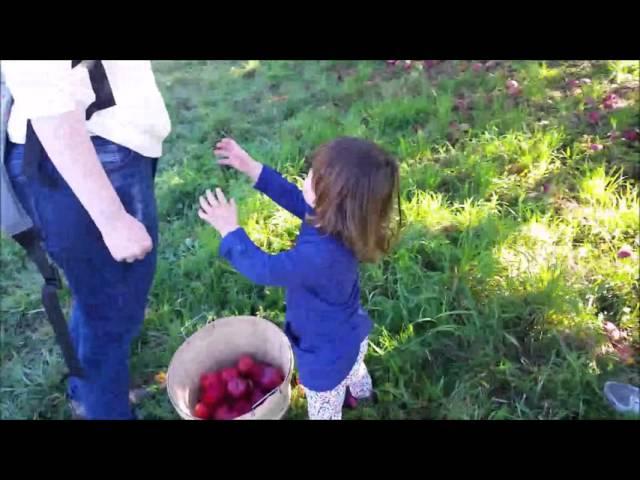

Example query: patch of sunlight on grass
[545,306,589,329]
[455,196,501,229]
[475,128,565,172]
[244,199,301,253]
[166,172,185,187]
[496,218,572,284]
[403,191,455,229]
[578,166,624,207]
[374,328,400,355]
[573,206,633,242]
[398,136,432,165]
[607,60,640,84]
[539,63,562,81]
[524,221,556,243]
[374,324,417,357]
[230,60,261,78]
[398,323,416,345]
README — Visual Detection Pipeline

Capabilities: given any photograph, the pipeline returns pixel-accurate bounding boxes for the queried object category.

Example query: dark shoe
[343,387,378,409]
[344,389,358,409]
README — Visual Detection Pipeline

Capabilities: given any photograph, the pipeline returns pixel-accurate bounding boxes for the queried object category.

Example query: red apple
[220,367,239,383]
[234,400,252,416]
[201,382,226,407]
[213,404,236,420]
[506,79,519,90]
[237,355,256,377]
[194,402,211,420]
[586,111,601,125]
[603,321,622,342]
[566,79,580,90]
[602,93,619,110]
[227,377,249,399]
[614,344,635,365]
[617,245,632,259]
[507,86,522,97]
[200,371,221,391]
[258,366,284,391]
[622,129,639,142]
[249,362,265,383]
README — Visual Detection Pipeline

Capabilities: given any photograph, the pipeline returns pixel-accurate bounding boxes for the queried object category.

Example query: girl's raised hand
[198,187,239,238]
[214,138,262,183]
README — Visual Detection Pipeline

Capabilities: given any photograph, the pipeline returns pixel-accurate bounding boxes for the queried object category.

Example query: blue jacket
[219,165,372,391]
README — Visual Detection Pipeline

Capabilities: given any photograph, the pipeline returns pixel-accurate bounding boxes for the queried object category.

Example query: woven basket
[167,316,294,420]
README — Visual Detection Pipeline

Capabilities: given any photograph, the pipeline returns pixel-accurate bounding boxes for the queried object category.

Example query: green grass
[1,60,638,420]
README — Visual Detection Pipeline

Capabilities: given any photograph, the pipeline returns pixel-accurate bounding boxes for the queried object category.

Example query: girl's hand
[214,138,263,183]
[198,188,239,237]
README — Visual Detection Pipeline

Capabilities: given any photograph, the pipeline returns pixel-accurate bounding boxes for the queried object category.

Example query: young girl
[198,137,399,419]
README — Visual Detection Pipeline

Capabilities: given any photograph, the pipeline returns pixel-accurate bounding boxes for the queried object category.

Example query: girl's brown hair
[308,137,401,263]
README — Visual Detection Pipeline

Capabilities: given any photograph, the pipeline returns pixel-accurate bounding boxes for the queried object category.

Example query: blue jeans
[6,137,158,420]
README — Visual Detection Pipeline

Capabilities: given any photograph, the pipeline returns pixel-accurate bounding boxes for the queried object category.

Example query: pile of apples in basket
[194,354,285,420]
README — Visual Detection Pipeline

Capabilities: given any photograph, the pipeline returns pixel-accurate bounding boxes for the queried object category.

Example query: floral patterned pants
[303,338,372,420]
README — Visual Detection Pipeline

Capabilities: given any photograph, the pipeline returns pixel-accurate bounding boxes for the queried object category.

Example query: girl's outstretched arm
[219,227,313,287]
[252,164,309,220]
[198,184,312,287]
[215,138,309,219]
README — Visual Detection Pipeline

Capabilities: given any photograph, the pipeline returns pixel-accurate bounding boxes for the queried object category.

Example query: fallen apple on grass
[617,245,632,259]
[505,79,521,97]
[602,93,619,110]
[622,129,639,142]
[586,111,601,125]
[566,79,580,90]
[506,79,519,90]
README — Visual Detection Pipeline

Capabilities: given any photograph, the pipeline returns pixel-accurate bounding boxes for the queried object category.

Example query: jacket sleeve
[253,164,310,220]
[219,227,313,287]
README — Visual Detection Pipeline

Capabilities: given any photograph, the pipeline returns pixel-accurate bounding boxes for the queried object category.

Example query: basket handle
[250,352,295,411]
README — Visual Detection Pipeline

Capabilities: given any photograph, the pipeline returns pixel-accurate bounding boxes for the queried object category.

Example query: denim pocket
[92,137,135,171]
[4,143,44,232]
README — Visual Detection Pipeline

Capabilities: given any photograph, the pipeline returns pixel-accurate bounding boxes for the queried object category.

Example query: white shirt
[1,60,171,158]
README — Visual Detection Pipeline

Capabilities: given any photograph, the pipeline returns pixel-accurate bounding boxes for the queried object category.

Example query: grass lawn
[1,60,638,420]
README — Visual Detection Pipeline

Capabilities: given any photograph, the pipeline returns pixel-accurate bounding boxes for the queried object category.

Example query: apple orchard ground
[1,61,638,419]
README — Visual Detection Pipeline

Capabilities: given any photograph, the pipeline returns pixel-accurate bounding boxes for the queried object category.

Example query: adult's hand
[99,209,153,262]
